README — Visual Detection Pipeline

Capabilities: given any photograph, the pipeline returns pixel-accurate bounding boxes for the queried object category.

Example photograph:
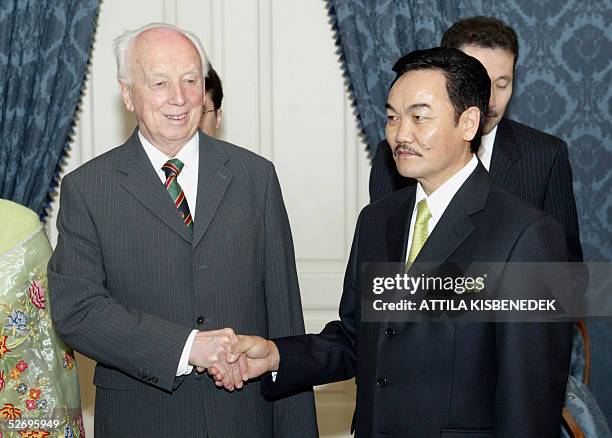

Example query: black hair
[205,65,223,110]
[391,47,491,153]
[441,16,519,65]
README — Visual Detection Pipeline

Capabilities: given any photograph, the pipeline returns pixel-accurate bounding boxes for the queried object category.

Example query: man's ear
[119,80,134,112]
[215,108,223,130]
[461,106,480,142]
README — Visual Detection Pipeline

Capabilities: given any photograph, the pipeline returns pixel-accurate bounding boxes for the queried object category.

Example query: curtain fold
[0,0,99,218]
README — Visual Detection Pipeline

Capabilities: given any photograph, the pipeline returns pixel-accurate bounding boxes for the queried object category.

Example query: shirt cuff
[176,329,198,376]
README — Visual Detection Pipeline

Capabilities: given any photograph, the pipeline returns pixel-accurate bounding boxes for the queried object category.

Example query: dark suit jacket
[48,130,318,437]
[369,117,583,262]
[262,164,573,438]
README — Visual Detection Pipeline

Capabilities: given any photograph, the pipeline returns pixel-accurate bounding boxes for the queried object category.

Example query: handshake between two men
[188,328,278,391]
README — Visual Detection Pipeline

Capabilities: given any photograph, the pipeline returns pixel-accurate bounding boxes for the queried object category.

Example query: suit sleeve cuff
[176,329,198,376]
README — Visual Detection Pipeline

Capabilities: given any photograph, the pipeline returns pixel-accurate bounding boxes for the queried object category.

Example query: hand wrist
[267,340,280,372]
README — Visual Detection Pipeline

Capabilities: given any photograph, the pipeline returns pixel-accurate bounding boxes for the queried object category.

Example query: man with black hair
[200,64,223,137]
[223,47,573,438]
[370,16,583,265]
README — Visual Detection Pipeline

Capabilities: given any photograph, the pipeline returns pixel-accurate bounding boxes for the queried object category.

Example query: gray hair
[113,22,210,84]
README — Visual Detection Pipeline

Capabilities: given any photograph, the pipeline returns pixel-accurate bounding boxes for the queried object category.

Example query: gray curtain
[0,0,99,218]
[326,0,612,430]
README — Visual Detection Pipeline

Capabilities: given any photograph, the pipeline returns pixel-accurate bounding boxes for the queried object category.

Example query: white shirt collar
[415,154,479,224]
[477,124,498,171]
[139,131,200,174]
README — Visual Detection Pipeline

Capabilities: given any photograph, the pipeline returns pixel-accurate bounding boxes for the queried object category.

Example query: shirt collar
[416,154,479,223]
[479,124,498,159]
[139,131,200,173]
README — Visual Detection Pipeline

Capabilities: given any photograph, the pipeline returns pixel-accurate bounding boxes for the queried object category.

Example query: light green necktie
[407,199,432,264]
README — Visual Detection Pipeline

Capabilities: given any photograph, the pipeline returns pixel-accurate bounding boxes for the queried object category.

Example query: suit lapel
[489,118,522,196]
[118,130,192,243]
[191,134,233,250]
[386,185,417,262]
[413,164,491,266]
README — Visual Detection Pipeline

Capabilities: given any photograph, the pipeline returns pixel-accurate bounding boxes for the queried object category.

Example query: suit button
[196,316,205,325]
[376,377,387,387]
[384,328,395,338]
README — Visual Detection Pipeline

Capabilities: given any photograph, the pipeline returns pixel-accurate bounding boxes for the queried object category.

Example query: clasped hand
[188,328,279,391]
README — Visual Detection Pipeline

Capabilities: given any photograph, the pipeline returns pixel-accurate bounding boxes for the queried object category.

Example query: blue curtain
[326,0,482,160]
[326,0,612,429]
[0,0,99,218]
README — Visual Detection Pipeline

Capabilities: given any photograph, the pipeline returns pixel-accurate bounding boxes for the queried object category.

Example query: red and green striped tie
[162,158,193,230]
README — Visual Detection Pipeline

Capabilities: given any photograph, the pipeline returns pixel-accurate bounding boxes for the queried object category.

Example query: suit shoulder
[209,137,273,172]
[488,182,556,228]
[61,144,123,183]
[361,185,415,220]
[504,118,567,153]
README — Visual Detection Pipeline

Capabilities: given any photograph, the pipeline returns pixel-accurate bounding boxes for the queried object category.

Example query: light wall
[45,1,371,437]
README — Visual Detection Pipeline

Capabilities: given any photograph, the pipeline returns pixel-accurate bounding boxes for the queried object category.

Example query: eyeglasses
[203,107,216,114]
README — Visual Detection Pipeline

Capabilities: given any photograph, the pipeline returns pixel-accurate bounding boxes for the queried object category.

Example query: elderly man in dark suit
[370,16,583,264]
[225,48,573,437]
[48,23,317,437]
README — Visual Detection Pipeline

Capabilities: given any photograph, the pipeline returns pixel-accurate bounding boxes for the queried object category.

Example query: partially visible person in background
[0,199,83,437]
[200,65,223,137]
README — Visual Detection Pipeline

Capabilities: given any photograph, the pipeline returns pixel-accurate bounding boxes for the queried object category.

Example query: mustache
[393,143,423,157]
[486,109,498,118]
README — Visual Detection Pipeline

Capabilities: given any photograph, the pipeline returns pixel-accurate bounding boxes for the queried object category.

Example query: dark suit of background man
[48,23,317,437]
[227,48,573,437]
[370,16,583,264]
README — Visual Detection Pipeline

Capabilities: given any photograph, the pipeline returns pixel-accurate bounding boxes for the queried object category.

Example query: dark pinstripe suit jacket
[369,117,583,262]
[48,130,318,437]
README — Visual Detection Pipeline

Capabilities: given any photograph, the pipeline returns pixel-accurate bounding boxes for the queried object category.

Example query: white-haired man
[49,23,317,437]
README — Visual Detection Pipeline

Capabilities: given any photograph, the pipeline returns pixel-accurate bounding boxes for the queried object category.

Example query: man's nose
[395,119,416,144]
[488,85,497,112]
[169,83,186,105]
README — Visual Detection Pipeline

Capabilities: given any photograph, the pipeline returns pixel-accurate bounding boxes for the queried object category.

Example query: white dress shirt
[477,125,498,171]
[140,131,200,376]
[405,155,479,263]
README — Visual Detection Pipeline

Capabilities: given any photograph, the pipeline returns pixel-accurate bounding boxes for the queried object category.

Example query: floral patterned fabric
[0,202,83,438]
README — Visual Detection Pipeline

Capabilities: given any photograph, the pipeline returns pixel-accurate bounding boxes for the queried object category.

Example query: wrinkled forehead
[131,28,202,75]
[459,44,515,71]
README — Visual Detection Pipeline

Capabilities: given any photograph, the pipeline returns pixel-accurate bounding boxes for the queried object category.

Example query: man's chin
[394,161,419,179]
[483,118,500,134]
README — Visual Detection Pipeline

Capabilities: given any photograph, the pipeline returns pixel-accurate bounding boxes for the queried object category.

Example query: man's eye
[413,115,427,122]
[387,114,398,123]
[152,81,166,88]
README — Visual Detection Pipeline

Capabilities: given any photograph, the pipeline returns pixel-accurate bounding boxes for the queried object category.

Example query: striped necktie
[162,158,193,230]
